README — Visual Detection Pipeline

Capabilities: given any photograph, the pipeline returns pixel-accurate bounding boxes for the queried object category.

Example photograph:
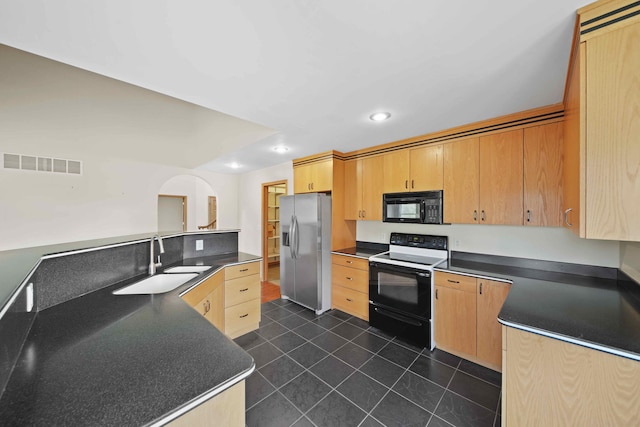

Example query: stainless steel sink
[164,266,211,273]
[113,273,198,295]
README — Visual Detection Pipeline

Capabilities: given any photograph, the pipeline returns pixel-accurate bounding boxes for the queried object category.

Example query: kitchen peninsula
[0,230,259,426]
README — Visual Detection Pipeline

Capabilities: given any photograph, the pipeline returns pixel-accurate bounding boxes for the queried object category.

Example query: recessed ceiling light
[272,146,289,153]
[226,162,241,169]
[369,112,391,122]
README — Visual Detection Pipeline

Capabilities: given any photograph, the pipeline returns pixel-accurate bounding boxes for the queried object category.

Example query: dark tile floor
[234,299,502,427]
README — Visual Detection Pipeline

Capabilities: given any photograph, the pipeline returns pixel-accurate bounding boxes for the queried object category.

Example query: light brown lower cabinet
[167,380,245,427]
[331,254,369,321]
[502,326,640,426]
[182,261,261,339]
[434,271,511,371]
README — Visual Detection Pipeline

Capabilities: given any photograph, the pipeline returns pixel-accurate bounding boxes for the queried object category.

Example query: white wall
[0,44,241,251]
[158,174,220,231]
[0,155,239,251]
[357,221,620,267]
[238,161,293,256]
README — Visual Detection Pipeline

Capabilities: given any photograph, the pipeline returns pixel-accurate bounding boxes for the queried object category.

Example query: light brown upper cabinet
[383,145,443,193]
[293,159,333,194]
[444,131,523,225]
[564,13,640,241]
[479,130,524,225]
[344,156,384,221]
[443,138,480,224]
[523,123,564,227]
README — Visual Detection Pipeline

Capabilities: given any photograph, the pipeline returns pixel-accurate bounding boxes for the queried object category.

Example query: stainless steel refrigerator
[279,193,332,314]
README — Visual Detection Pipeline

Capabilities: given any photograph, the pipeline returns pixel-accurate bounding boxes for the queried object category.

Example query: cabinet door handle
[405,180,408,189]
[203,300,210,314]
[240,313,248,318]
[447,279,460,284]
[358,210,362,218]
[481,210,486,221]
[239,288,249,292]
[346,298,353,302]
[564,208,573,227]
[435,289,439,299]
[526,210,531,222]
[239,268,249,272]
[346,260,353,264]
[346,277,353,280]
[479,283,483,295]
[411,179,415,189]
[473,210,477,221]
[311,183,314,190]
[362,210,366,218]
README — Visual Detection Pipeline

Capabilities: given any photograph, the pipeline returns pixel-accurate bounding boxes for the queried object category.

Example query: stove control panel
[389,232,447,250]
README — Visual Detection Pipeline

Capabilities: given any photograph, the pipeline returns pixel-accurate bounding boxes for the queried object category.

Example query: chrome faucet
[149,235,165,275]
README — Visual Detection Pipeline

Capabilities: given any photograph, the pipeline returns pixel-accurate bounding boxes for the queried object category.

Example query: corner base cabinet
[182,261,261,339]
[502,326,640,426]
[434,271,510,371]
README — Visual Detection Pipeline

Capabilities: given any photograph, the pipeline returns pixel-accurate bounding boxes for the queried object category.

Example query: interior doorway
[158,195,187,232]
[262,180,287,290]
[206,196,217,229]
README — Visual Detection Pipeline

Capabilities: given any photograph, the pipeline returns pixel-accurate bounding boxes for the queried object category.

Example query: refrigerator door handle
[289,215,296,259]
[293,215,300,259]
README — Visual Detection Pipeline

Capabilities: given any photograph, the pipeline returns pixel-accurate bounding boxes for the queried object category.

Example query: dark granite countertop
[332,247,386,259]
[435,259,640,361]
[0,252,260,426]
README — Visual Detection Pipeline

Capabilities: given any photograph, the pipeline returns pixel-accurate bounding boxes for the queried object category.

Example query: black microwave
[382,190,443,224]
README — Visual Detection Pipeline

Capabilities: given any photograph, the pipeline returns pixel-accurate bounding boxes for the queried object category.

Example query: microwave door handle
[420,201,426,223]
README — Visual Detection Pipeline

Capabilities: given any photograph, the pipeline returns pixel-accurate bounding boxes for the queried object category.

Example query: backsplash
[33,241,149,311]
[183,232,238,258]
[0,284,36,396]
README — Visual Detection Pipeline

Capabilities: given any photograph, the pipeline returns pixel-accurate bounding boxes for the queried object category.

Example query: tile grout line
[249,305,502,427]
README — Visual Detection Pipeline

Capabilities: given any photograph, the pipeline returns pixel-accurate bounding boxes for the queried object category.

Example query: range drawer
[435,271,477,293]
[225,274,260,308]
[225,261,260,281]
[332,285,369,321]
[331,254,369,271]
[225,299,260,339]
[331,264,369,293]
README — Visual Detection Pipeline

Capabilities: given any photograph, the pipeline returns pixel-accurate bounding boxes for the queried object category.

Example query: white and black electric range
[369,232,448,350]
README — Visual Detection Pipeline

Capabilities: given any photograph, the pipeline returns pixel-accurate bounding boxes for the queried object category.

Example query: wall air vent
[2,153,82,175]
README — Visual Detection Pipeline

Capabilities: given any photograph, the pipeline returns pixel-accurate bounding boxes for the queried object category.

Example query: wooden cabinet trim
[225,261,260,281]
[331,254,369,271]
[225,274,260,308]
[332,285,369,321]
[182,269,224,307]
[435,271,477,293]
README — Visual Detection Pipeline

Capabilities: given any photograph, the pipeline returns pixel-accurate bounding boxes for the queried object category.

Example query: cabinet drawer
[331,254,369,271]
[225,274,260,308]
[182,270,224,307]
[332,285,369,321]
[331,264,369,292]
[225,261,260,281]
[225,299,260,339]
[435,271,477,293]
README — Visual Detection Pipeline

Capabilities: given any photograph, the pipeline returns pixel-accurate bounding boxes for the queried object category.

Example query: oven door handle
[370,262,432,278]
[373,307,423,327]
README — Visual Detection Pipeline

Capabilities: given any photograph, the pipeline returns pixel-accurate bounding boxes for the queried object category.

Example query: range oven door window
[370,262,431,319]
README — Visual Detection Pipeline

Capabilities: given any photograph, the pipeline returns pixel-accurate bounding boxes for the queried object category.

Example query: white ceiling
[0,0,589,173]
